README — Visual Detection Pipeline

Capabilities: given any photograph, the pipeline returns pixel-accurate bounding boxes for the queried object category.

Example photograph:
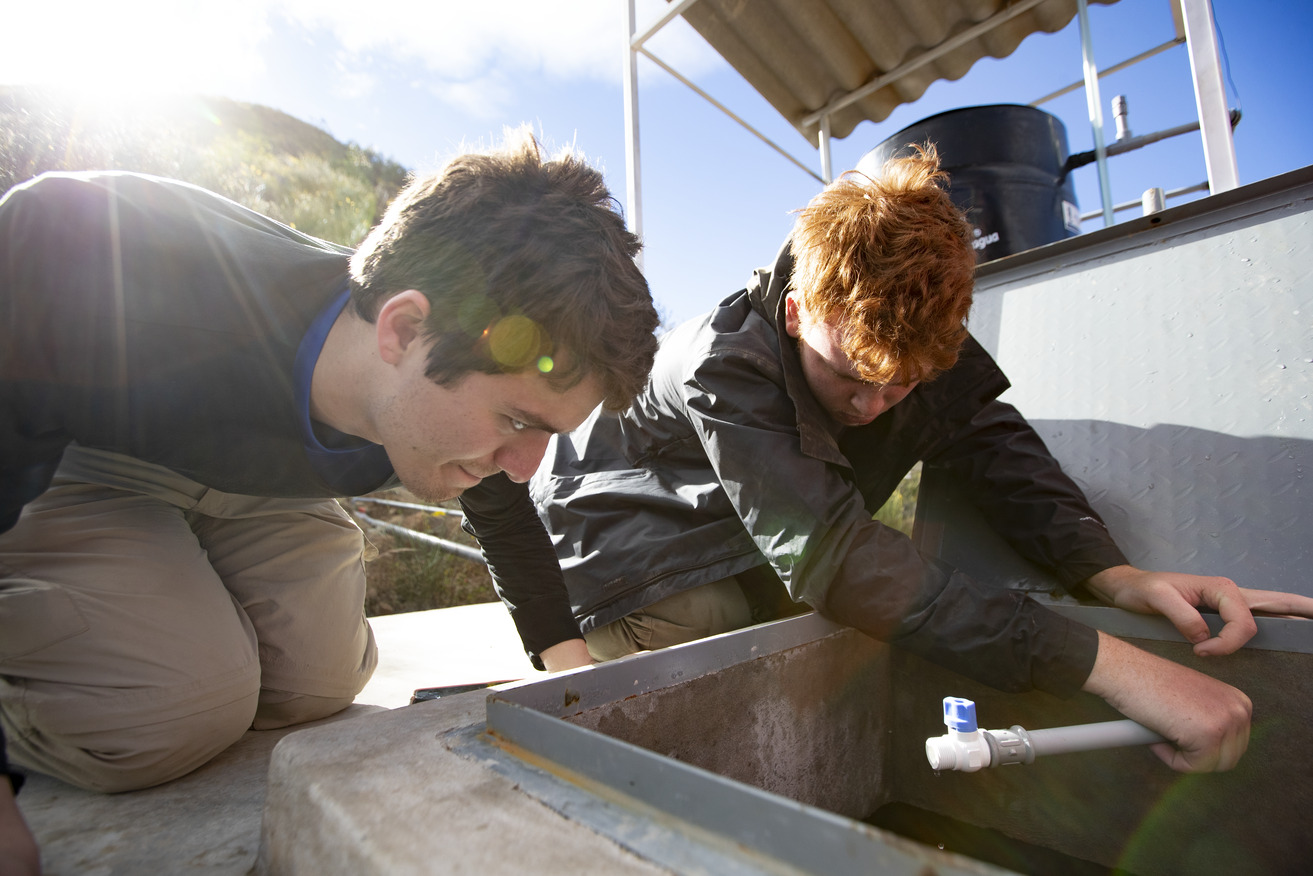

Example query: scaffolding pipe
[1077,0,1115,227]
[624,0,643,244]
[351,496,464,519]
[818,114,833,184]
[1179,0,1240,192]
[1065,110,1240,173]
[1030,36,1185,107]
[1078,180,1209,220]
[635,46,824,184]
[352,510,486,565]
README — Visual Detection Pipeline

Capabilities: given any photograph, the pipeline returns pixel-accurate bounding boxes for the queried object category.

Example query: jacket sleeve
[459,473,581,668]
[923,399,1130,590]
[0,176,76,534]
[684,346,1097,696]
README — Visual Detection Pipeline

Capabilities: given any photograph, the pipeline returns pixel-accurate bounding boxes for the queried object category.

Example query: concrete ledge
[257,691,669,875]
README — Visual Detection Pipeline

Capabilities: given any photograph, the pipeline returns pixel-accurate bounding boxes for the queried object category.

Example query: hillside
[0,86,409,246]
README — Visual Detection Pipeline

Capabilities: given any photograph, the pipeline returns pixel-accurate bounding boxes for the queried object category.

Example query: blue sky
[4,0,1310,326]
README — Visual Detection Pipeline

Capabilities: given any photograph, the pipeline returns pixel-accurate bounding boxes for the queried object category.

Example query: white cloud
[420,74,516,122]
[277,0,717,80]
[330,59,379,102]
[0,0,722,116]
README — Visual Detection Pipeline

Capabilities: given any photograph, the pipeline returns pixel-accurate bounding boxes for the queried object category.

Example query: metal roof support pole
[623,0,643,255]
[626,0,823,187]
[1077,0,1115,226]
[818,113,833,184]
[1178,0,1239,192]
[1029,36,1185,107]
[636,46,824,184]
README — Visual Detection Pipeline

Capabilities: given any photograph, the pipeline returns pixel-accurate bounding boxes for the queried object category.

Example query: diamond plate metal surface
[948,172,1313,596]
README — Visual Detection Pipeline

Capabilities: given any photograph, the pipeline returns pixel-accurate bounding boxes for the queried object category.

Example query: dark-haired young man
[0,129,659,805]
[527,148,1313,775]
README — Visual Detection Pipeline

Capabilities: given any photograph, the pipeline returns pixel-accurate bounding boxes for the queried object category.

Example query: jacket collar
[745,238,851,466]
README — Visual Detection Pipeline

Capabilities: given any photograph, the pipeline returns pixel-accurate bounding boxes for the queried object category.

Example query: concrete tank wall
[529,616,1310,875]
[564,625,891,818]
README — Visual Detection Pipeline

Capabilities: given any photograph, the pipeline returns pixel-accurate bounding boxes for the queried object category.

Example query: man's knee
[3,683,260,793]
[252,690,357,730]
[252,618,378,730]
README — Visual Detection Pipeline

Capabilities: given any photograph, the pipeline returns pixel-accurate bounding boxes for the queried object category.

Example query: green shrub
[0,86,407,247]
[873,462,921,535]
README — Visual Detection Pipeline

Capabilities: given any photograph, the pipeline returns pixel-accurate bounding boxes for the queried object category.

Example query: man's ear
[375,290,431,366]
[783,292,803,339]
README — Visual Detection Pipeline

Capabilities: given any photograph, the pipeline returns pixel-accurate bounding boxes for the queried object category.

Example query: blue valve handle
[943,696,978,732]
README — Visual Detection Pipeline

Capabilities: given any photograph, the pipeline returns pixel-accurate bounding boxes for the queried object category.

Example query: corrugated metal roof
[674,0,1122,141]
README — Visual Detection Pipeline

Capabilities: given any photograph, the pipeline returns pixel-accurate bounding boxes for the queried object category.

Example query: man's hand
[0,781,39,876]
[1083,564,1313,657]
[1082,631,1251,772]
[539,638,594,673]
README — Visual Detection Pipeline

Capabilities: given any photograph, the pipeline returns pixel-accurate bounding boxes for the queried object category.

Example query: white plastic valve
[925,696,1166,772]
[924,697,991,772]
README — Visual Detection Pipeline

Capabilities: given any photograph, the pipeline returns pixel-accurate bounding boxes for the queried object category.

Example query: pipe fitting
[924,697,990,772]
[925,697,1166,772]
[1113,94,1132,141]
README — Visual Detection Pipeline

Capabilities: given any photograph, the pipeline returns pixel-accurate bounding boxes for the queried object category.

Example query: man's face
[374,359,603,503]
[784,293,917,428]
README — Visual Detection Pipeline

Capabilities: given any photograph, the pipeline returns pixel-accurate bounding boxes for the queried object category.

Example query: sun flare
[0,2,271,101]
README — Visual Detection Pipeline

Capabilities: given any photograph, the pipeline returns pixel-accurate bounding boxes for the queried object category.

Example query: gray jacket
[530,241,1126,695]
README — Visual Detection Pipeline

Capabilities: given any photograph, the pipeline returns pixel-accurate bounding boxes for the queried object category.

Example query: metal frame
[479,612,999,876]
[621,0,1240,235]
[1178,0,1240,192]
[1077,0,1116,226]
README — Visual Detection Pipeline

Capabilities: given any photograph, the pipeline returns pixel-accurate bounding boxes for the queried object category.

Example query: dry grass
[874,462,921,536]
[346,492,498,617]
[349,465,918,619]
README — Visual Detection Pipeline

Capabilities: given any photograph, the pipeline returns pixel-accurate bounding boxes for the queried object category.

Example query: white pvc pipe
[1025,719,1165,757]
[925,697,1166,772]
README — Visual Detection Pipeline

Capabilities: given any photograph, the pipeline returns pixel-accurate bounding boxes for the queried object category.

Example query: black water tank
[856,104,1081,263]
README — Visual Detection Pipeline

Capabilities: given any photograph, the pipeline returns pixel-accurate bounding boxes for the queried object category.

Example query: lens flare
[486,314,544,370]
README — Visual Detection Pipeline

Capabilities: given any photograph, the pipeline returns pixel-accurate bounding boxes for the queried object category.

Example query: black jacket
[0,171,368,532]
[0,171,573,666]
[529,241,1127,695]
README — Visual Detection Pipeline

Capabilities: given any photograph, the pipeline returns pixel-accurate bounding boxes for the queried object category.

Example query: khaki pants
[583,577,757,662]
[0,446,377,792]
[585,566,811,662]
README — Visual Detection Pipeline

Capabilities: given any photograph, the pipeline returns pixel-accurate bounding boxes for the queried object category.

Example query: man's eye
[510,418,527,432]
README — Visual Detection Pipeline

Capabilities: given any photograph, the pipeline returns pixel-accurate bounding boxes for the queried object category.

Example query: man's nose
[494,431,553,483]
[851,388,890,420]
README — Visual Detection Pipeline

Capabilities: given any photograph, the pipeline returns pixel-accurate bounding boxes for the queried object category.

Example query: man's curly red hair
[790,144,975,386]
